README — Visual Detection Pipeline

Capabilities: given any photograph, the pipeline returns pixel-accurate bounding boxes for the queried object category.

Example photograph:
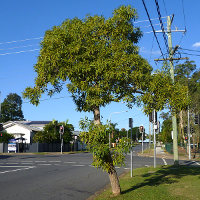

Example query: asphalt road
[0,144,199,200]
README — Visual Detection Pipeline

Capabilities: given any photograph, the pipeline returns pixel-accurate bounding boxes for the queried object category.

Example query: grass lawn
[94,165,200,200]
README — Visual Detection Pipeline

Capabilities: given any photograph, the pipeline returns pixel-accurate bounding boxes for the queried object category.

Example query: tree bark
[93,106,100,125]
[93,105,121,196]
[108,165,121,196]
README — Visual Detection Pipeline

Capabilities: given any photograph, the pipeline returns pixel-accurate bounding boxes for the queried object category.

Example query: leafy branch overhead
[23,5,152,112]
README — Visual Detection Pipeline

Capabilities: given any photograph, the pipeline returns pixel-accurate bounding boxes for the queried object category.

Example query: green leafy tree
[1,93,24,122]
[79,118,130,195]
[33,120,73,144]
[23,5,153,195]
[159,112,173,143]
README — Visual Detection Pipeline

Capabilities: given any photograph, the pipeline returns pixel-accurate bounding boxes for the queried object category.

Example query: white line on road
[0,166,35,174]
[0,166,35,168]
[35,161,47,163]
[6,163,18,164]
[195,161,200,166]
[124,168,130,170]
[64,162,76,164]
[162,157,167,165]
[38,164,52,166]
[72,165,85,167]
[48,161,61,163]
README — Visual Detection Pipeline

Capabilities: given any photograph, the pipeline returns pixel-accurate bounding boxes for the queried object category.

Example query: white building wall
[6,124,31,143]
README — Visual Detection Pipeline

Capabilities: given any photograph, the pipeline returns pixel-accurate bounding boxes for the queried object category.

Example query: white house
[3,121,51,143]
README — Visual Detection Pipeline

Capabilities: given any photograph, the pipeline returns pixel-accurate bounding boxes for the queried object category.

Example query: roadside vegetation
[94,165,200,200]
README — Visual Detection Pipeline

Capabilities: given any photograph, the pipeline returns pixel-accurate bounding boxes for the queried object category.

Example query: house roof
[3,121,51,132]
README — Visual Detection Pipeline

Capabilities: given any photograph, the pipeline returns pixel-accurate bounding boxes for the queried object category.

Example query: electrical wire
[154,0,169,53]
[0,44,39,51]
[23,96,69,104]
[181,52,200,57]
[181,0,187,31]
[0,37,43,45]
[0,48,40,56]
[134,16,167,24]
[162,0,168,15]
[179,47,200,53]
[141,0,165,59]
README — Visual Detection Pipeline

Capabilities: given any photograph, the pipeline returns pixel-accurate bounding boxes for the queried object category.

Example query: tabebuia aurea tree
[23,5,166,195]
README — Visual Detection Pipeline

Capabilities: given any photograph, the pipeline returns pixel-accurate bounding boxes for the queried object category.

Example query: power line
[134,16,167,24]
[0,48,40,56]
[162,0,168,15]
[0,44,39,51]
[23,96,69,104]
[154,0,169,53]
[141,0,165,59]
[181,0,187,31]
[179,47,200,53]
[0,37,43,45]
[181,52,200,57]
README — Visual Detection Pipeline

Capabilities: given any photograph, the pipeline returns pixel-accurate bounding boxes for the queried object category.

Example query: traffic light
[184,126,187,134]
[194,114,199,125]
[139,126,144,133]
[185,136,188,141]
[190,127,194,134]
[0,123,3,131]
[59,125,64,134]
[149,112,153,122]
[129,118,133,128]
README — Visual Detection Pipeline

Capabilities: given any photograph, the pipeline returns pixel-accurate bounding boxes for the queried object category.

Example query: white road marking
[6,163,18,164]
[0,166,34,168]
[195,161,200,166]
[124,168,130,169]
[72,165,85,167]
[35,161,47,163]
[38,164,52,166]
[0,166,35,174]
[162,157,167,165]
[64,162,76,164]
[48,161,61,163]
[21,161,33,162]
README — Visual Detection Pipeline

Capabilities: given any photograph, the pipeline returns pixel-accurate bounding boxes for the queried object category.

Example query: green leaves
[79,118,131,172]
[23,5,151,112]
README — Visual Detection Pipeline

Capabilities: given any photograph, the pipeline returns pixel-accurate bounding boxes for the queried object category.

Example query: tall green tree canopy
[23,5,152,120]
[1,93,24,122]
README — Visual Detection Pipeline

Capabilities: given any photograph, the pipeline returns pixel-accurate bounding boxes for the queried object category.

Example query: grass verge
[94,165,200,200]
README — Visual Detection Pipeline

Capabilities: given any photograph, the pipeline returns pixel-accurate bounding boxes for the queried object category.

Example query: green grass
[94,166,200,200]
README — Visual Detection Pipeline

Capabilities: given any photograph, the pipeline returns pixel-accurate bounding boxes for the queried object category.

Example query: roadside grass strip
[94,165,200,200]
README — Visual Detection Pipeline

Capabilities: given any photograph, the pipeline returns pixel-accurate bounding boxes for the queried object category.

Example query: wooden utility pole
[155,15,188,165]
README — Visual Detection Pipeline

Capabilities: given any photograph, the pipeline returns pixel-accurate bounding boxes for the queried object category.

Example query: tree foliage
[1,93,24,123]
[33,120,73,143]
[23,5,152,113]
[0,132,14,143]
[79,118,130,172]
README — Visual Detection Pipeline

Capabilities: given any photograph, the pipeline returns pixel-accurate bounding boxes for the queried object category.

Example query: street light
[109,111,128,148]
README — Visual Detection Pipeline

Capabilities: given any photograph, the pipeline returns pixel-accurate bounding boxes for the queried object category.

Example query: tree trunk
[93,106,100,125]
[179,110,184,144]
[93,105,121,196]
[108,164,121,196]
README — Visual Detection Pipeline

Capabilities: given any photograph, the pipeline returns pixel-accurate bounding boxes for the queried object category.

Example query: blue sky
[0,0,199,132]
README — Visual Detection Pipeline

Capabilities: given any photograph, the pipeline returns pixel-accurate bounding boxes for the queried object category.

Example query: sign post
[59,125,64,154]
[129,118,133,177]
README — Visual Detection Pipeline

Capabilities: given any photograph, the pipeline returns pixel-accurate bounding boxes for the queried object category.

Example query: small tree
[79,118,130,195]
[33,120,73,143]
[1,93,24,122]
